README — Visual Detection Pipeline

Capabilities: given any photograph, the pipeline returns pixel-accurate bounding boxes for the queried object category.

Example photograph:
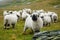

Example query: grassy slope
[0,0,60,40]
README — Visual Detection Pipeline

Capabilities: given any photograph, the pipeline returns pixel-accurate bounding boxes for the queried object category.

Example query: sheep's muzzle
[32,15,37,21]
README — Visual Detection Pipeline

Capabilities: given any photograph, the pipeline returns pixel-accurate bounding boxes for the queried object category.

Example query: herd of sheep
[3,8,58,34]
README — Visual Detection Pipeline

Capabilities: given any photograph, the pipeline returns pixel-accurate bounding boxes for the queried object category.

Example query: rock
[32,30,60,40]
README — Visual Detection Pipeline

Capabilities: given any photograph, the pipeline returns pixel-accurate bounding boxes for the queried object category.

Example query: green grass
[0,0,60,40]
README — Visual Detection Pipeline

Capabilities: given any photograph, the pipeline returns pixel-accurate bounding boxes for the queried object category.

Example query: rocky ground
[33,30,60,40]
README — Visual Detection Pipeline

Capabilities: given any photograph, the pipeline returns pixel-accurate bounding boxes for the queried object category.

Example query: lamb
[47,11,58,23]
[36,9,45,14]
[13,11,21,20]
[18,10,22,18]
[39,13,51,26]
[22,10,30,20]
[3,10,13,16]
[52,12,58,23]
[23,12,43,34]
[23,8,32,14]
[3,10,9,16]
[4,12,20,29]
[43,13,51,26]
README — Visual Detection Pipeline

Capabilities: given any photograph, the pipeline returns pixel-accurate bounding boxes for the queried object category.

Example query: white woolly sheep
[36,9,45,14]
[18,10,22,18]
[3,10,9,16]
[39,13,51,26]
[13,11,21,20]
[22,10,30,20]
[4,12,19,29]
[23,12,43,34]
[43,13,51,26]
[47,11,58,23]
[23,8,32,14]
[52,12,58,23]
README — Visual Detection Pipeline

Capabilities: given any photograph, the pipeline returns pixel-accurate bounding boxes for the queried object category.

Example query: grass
[0,0,60,40]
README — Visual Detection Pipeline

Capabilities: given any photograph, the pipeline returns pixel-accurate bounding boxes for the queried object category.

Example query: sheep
[23,12,43,34]
[52,12,58,23]
[3,10,13,16]
[18,10,22,18]
[47,11,58,23]
[39,12,51,26]
[36,9,45,14]
[4,12,19,29]
[3,10,9,16]
[43,13,51,26]
[23,8,32,14]
[8,11,13,14]
[13,11,21,20]
[22,10,30,20]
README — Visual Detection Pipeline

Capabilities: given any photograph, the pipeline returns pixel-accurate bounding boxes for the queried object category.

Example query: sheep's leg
[44,22,47,26]
[4,19,8,29]
[23,26,28,34]
[29,28,34,34]
[12,23,15,29]
[4,23,7,29]
[23,26,28,33]
[6,24,10,29]
[46,23,48,26]
[48,23,51,26]
[43,23,45,26]
[34,28,40,33]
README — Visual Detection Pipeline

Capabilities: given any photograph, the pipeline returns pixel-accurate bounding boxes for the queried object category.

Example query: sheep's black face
[32,15,37,21]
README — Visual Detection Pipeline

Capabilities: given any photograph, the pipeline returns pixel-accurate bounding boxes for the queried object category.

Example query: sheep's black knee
[12,23,15,28]
[4,23,8,29]
[4,24,7,29]
[43,23,45,26]
[7,24,10,26]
